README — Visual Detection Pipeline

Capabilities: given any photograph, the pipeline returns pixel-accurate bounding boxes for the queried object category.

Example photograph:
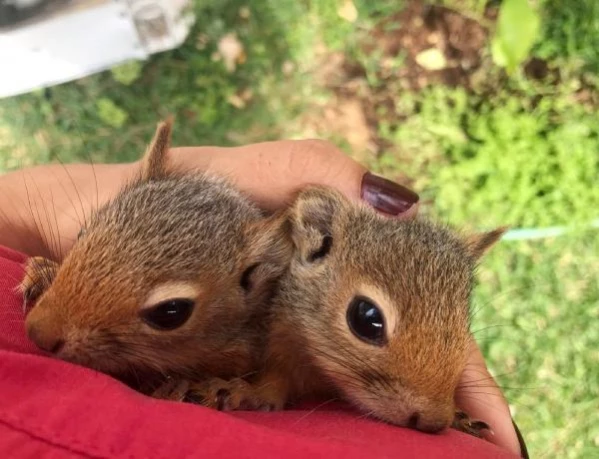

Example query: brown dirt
[366,0,491,90]
[294,0,498,167]
[290,49,376,163]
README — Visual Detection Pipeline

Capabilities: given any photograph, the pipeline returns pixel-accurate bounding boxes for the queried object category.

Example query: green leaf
[96,98,128,128]
[491,0,541,74]
[110,60,143,86]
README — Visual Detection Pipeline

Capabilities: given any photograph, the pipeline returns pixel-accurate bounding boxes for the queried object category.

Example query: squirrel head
[281,186,505,432]
[23,119,291,380]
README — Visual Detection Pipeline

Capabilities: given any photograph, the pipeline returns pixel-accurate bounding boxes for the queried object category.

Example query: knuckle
[286,139,345,180]
[299,139,343,162]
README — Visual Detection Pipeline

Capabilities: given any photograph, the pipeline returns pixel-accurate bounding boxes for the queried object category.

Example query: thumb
[456,339,526,457]
[170,139,419,218]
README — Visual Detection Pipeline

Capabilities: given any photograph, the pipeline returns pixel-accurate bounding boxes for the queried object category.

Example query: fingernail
[512,419,529,459]
[361,172,419,216]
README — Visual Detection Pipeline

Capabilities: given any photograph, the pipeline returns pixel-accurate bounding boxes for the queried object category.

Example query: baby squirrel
[184,186,505,435]
[20,118,290,389]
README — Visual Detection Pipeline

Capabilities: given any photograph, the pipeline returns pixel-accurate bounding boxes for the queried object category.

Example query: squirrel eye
[77,228,86,240]
[346,296,386,346]
[140,298,194,330]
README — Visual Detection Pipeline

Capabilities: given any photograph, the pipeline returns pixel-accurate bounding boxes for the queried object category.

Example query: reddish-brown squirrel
[20,119,290,389]
[175,186,505,436]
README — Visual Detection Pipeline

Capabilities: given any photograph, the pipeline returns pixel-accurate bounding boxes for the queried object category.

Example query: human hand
[0,139,418,260]
[456,338,528,458]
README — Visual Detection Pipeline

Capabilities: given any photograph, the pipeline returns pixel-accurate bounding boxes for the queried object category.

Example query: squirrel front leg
[148,377,190,401]
[452,410,490,438]
[186,322,299,412]
[182,368,291,412]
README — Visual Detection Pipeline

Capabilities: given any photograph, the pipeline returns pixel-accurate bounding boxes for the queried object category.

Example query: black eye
[140,298,194,330]
[308,235,333,262]
[346,296,386,346]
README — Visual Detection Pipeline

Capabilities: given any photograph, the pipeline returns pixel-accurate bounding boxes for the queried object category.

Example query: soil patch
[294,0,498,166]
[366,0,491,90]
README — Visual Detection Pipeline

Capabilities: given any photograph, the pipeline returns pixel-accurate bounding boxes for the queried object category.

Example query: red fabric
[0,245,515,458]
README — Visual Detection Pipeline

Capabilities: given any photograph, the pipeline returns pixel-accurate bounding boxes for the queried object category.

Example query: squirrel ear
[246,213,292,266]
[289,187,345,263]
[140,117,174,181]
[464,227,508,260]
[242,213,292,300]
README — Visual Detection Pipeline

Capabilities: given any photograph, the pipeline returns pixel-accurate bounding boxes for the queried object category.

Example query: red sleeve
[0,246,516,458]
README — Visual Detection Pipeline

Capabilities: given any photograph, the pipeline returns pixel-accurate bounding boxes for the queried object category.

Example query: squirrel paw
[19,256,59,313]
[184,378,283,412]
[150,378,191,402]
[452,410,491,438]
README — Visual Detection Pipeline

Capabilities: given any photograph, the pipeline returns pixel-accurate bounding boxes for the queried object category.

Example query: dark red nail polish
[360,172,419,216]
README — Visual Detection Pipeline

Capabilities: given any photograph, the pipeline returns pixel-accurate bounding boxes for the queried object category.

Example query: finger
[169,140,419,218]
[455,339,524,457]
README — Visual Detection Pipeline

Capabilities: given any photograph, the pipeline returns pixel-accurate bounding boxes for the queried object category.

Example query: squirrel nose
[407,409,453,433]
[27,322,65,354]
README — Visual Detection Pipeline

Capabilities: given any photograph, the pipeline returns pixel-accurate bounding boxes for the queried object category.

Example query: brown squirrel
[178,186,505,435]
[19,119,290,389]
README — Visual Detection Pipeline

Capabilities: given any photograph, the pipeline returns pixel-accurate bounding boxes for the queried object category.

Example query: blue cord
[501,219,599,241]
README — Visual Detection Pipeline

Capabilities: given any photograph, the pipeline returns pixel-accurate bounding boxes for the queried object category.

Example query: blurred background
[0,1,598,456]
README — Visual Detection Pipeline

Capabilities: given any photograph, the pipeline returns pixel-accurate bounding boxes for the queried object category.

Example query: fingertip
[457,340,523,457]
[169,143,420,220]
[397,199,420,220]
[275,140,420,220]
[360,172,419,219]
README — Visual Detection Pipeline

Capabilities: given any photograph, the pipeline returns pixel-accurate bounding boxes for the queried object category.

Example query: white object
[0,0,194,98]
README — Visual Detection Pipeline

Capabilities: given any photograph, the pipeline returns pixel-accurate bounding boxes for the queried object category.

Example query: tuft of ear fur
[242,212,293,302]
[246,212,292,269]
[464,226,508,260]
[288,186,346,263]
[141,116,174,181]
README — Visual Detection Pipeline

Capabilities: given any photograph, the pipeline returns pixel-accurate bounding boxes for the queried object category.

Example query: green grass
[473,232,599,457]
[374,84,599,229]
[1,1,598,457]
[535,0,599,73]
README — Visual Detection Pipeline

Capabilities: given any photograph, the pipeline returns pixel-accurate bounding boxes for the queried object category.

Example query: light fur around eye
[141,282,199,311]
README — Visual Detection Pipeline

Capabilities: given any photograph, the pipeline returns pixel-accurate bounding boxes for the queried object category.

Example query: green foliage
[379,85,599,229]
[535,0,599,72]
[96,98,129,128]
[305,0,406,62]
[473,231,599,458]
[491,0,541,74]
[110,60,144,86]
